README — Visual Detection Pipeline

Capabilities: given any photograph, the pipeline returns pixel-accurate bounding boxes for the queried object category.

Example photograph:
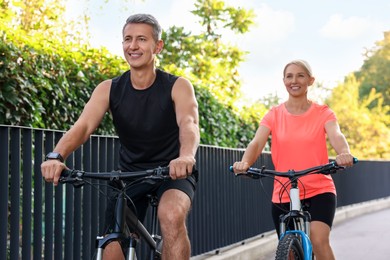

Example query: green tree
[355,31,390,110]
[327,30,390,159]
[2,0,67,40]
[0,0,127,133]
[158,0,265,147]
[0,0,263,148]
[159,0,263,147]
[326,75,390,159]
[160,0,256,107]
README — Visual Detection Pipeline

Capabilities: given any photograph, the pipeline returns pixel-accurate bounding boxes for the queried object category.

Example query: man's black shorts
[103,169,198,234]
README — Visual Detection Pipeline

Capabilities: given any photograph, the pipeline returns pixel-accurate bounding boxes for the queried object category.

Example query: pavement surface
[261,207,390,260]
[192,197,390,260]
[331,207,390,260]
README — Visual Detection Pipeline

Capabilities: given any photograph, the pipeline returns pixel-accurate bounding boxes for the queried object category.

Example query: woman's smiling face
[283,63,315,97]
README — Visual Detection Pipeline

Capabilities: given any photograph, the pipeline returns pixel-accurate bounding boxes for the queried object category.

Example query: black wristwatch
[45,152,64,162]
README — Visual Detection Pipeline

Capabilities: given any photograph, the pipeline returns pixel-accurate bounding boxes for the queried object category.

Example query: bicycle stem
[290,181,301,211]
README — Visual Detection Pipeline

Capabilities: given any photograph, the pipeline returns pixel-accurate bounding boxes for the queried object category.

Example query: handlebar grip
[353,157,358,164]
[60,169,84,181]
[229,166,233,172]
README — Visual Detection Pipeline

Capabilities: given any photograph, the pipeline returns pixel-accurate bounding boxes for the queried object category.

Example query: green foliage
[157,0,262,147]
[192,0,256,36]
[195,86,258,147]
[1,37,51,127]
[161,26,245,107]
[159,0,256,108]
[354,31,390,109]
[326,75,390,159]
[0,29,128,134]
[326,30,390,159]
[159,55,264,148]
[0,0,263,148]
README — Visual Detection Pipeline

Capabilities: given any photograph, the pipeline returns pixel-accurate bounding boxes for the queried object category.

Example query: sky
[65,0,390,101]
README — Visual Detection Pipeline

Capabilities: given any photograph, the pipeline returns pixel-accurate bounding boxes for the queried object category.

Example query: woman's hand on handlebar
[232,161,250,174]
[335,153,355,167]
[169,156,196,180]
[41,160,67,186]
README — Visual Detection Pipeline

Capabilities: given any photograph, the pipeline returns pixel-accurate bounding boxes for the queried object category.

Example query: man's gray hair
[122,13,162,41]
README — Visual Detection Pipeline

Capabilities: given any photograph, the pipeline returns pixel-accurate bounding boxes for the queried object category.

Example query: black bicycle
[231,158,357,260]
[60,166,171,260]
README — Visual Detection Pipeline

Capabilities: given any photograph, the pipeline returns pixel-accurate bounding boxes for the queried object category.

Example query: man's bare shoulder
[92,79,113,94]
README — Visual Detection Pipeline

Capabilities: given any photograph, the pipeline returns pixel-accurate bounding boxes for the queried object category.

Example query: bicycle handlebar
[230,158,358,180]
[59,166,170,187]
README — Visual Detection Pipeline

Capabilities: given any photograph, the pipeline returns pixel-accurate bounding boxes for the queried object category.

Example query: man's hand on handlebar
[41,160,67,186]
[169,156,196,180]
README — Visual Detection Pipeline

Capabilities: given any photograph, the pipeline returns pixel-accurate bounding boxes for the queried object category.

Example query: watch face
[47,152,60,158]
[46,152,64,162]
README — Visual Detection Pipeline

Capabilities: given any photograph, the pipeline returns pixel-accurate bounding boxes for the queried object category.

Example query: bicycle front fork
[95,233,138,260]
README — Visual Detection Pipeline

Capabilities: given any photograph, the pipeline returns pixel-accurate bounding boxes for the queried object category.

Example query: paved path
[332,207,390,259]
[193,198,390,260]
[260,207,390,259]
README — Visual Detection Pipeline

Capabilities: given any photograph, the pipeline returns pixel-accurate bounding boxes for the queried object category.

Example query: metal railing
[1,125,389,259]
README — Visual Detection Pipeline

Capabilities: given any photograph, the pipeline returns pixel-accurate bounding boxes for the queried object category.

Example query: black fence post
[9,128,21,260]
[0,127,9,260]
[33,130,44,260]
[22,129,32,260]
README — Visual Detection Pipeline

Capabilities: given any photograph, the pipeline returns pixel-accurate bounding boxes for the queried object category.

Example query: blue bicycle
[232,158,357,260]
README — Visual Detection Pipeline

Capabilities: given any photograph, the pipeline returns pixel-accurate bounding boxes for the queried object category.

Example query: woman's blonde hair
[283,59,313,78]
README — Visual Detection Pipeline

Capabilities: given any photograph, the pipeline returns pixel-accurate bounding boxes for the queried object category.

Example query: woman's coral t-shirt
[260,102,337,203]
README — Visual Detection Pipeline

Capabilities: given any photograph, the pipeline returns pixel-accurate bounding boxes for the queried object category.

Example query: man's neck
[130,67,157,90]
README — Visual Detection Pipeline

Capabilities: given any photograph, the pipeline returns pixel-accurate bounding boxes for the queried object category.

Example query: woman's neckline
[283,100,313,115]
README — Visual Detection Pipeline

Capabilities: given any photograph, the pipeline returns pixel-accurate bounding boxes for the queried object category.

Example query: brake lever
[321,164,346,175]
[247,172,261,179]
[60,176,85,188]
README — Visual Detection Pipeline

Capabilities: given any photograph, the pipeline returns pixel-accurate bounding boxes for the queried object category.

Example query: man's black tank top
[110,69,179,171]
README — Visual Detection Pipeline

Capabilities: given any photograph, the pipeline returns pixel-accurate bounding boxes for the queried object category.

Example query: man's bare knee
[103,241,124,260]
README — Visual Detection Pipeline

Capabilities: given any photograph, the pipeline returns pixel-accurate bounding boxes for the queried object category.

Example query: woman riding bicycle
[232,59,354,260]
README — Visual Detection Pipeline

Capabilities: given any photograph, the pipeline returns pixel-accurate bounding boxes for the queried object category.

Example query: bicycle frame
[95,191,161,260]
[278,180,313,259]
[60,167,169,260]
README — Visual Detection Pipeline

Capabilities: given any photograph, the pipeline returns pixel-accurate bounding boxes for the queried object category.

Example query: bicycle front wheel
[275,233,304,260]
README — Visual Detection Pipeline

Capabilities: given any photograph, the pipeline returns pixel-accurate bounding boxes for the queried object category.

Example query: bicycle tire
[275,233,304,260]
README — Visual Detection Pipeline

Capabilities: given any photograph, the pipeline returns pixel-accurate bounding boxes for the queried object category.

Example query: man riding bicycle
[41,13,200,260]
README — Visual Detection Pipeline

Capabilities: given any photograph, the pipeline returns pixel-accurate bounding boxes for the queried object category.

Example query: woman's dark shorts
[103,169,198,234]
[271,192,336,237]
